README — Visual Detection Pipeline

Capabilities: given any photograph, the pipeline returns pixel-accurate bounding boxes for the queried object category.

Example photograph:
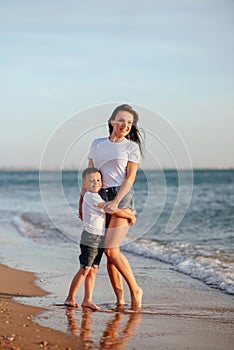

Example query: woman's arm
[78,158,94,220]
[103,161,139,214]
[88,159,94,167]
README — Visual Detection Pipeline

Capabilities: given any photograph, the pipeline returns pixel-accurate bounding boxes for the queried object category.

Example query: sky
[0,0,234,169]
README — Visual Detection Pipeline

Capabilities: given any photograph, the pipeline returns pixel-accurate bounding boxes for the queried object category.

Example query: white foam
[11,213,77,244]
[12,215,30,236]
[11,213,234,295]
[123,238,234,295]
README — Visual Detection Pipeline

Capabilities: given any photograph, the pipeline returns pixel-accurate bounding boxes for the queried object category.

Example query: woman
[80,104,143,309]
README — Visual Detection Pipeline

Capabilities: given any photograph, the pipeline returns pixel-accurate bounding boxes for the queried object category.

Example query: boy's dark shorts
[79,230,104,269]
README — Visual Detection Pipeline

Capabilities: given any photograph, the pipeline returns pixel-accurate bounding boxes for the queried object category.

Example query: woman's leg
[105,213,125,305]
[104,215,142,309]
[107,260,125,305]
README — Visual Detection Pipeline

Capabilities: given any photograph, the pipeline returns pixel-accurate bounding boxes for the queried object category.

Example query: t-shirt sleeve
[87,139,97,159]
[85,192,105,211]
[128,142,141,164]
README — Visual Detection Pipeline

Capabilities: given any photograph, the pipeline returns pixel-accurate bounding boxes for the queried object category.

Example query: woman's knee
[105,248,119,260]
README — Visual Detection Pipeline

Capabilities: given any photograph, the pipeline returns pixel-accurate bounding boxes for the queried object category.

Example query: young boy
[64,167,136,310]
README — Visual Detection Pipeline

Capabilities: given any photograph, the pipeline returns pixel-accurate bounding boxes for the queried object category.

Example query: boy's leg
[65,267,90,307]
[82,245,104,310]
[65,239,96,307]
[82,267,100,310]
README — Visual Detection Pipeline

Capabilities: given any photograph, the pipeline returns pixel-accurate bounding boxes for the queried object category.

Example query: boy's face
[83,172,102,193]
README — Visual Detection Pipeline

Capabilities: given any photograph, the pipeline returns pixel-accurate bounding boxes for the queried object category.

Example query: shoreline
[0,264,82,350]
[1,251,234,349]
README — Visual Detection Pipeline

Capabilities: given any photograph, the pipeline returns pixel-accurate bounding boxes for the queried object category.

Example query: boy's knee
[80,267,91,276]
[90,266,98,274]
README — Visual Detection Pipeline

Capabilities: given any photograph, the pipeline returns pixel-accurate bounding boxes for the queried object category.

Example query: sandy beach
[0,264,82,349]
[1,250,234,350]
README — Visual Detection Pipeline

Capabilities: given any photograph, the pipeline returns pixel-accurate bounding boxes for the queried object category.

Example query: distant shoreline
[0,167,234,172]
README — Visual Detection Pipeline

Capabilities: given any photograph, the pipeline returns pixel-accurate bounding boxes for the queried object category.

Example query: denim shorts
[79,230,104,269]
[99,186,135,228]
[99,186,135,210]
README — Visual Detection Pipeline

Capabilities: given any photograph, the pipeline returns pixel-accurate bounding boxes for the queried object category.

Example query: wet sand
[0,264,82,349]
[1,250,234,350]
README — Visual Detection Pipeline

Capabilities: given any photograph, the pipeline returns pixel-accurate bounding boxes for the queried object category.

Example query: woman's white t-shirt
[82,191,105,236]
[88,137,141,188]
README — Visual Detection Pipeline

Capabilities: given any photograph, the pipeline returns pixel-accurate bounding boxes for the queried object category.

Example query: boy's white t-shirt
[82,192,105,236]
[88,137,141,188]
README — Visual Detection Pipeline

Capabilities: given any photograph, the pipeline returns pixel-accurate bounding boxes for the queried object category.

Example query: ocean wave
[9,211,234,296]
[123,238,234,295]
[11,212,77,244]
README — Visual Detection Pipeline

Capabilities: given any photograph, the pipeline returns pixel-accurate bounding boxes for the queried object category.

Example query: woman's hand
[103,200,119,214]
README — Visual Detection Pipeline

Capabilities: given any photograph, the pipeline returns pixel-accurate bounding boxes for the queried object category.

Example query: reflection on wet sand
[66,307,141,349]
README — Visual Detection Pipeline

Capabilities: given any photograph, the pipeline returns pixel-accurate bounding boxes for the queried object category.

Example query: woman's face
[111,111,134,138]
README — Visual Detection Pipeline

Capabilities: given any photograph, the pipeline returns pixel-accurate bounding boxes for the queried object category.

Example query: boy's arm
[78,182,86,220]
[114,208,136,226]
[98,203,134,219]
[98,201,136,225]
[114,208,135,220]
[78,159,94,220]
[97,202,105,209]
[103,207,136,226]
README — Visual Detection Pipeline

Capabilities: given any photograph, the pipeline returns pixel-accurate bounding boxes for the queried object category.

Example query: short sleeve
[128,142,141,164]
[87,139,97,159]
[84,192,105,211]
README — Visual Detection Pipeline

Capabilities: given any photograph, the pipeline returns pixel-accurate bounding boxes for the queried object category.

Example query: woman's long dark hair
[108,104,144,155]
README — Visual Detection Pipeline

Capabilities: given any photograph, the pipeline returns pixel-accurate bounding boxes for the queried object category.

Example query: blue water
[0,169,233,295]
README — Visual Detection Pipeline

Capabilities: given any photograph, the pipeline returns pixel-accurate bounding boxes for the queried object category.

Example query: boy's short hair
[82,167,101,180]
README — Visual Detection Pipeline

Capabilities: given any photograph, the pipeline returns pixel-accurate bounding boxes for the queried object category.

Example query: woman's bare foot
[116,301,126,307]
[114,287,125,306]
[131,287,143,310]
[64,298,79,308]
[82,300,100,310]
[116,296,125,306]
[114,303,125,311]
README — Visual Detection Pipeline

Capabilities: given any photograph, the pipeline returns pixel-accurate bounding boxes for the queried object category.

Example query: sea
[0,169,234,297]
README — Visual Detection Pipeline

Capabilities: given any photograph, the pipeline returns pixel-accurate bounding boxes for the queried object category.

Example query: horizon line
[0,166,234,172]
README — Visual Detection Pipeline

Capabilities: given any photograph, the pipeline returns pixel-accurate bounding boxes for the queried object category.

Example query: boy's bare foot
[64,298,79,308]
[130,287,143,310]
[82,301,100,310]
